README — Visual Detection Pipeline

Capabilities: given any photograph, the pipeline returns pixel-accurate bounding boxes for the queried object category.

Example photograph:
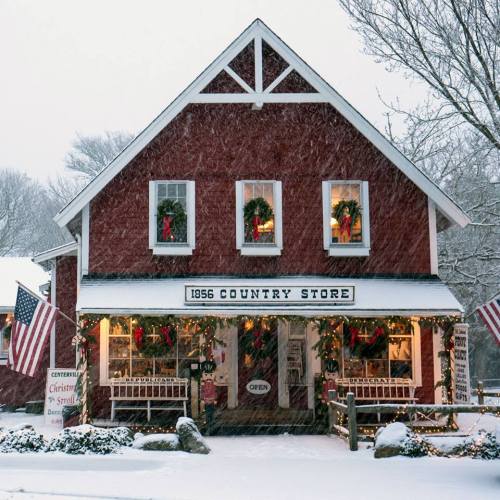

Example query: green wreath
[332,199,361,232]
[243,197,274,242]
[133,316,177,358]
[157,199,187,242]
[241,326,275,361]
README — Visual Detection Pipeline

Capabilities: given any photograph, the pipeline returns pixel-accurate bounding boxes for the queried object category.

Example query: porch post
[227,324,238,409]
[278,320,289,408]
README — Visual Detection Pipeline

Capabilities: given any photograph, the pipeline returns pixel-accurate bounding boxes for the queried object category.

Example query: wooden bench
[109,377,189,422]
[336,378,417,402]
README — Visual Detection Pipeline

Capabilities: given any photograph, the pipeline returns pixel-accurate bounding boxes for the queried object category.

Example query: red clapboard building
[33,20,470,430]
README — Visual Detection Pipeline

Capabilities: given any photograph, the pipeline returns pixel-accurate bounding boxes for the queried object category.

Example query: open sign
[246,380,271,395]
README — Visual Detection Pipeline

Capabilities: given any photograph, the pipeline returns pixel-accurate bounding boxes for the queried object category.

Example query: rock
[176,417,210,454]
[132,433,181,451]
[374,422,409,458]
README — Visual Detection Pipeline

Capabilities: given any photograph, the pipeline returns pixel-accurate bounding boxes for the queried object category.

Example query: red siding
[88,103,431,276]
[415,327,435,404]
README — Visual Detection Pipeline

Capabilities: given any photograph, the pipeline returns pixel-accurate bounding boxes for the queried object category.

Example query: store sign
[453,324,471,404]
[246,380,271,395]
[44,369,80,427]
[185,285,355,305]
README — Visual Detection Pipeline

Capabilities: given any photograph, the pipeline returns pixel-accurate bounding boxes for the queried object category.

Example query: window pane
[156,182,188,244]
[389,336,412,378]
[243,182,275,244]
[330,183,362,245]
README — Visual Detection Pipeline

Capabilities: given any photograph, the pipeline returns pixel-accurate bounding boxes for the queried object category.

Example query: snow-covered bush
[132,433,181,451]
[46,425,132,455]
[456,431,499,460]
[400,433,437,458]
[0,424,45,453]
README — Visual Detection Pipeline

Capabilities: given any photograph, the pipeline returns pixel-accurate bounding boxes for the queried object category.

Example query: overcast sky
[0,0,425,182]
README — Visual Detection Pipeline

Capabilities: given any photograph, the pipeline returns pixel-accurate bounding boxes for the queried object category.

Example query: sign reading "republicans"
[185,285,355,305]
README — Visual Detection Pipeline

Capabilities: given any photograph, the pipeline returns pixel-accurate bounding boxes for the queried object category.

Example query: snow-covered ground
[0,412,499,500]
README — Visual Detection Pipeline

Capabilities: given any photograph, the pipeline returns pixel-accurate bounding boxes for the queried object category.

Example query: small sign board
[44,368,80,427]
[185,285,355,305]
[453,324,471,404]
[246,380,271,395]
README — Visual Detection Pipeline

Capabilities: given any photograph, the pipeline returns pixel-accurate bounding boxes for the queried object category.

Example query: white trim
[254,35,263,95]
[53,19,470,230]
[323,180,371,257]
[99,318,110,386]
[264,65,293,93]
[76,234,81,295]
[50,264,56,368]
[307,323,320,410]
[81,204,89,276]
[33,241,78,263]
[148,180,195,256]
[278,320,289,408]
[412,319,422,386]
[428,198,438,275]
[227,324,238,409]
[235,180,283,256]
[433,327,444,404]
[223,66,254,94]
[191,92,325,103]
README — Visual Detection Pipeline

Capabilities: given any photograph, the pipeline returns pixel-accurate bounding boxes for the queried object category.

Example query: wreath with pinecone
[243,197,273,242]
[157,199,187,242]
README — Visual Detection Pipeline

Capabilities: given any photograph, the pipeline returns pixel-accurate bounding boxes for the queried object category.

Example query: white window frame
[235,180,283,256]
[148,180,195,255]
[322,180,370,257]
[0,315,11,365]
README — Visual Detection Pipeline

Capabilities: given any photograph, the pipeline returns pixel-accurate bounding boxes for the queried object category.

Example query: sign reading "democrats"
[185,285,355,305]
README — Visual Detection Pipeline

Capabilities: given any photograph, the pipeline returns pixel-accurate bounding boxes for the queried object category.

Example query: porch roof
[76,276,463,317]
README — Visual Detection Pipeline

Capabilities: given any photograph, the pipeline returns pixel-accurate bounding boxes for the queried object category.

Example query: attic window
[148,181,195,256]
[322,181,371,257]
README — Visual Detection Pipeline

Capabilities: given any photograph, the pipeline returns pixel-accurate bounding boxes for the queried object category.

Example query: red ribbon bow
[160,326,174,348]
[339,214,352,238]
[133,327,144,349]
[252,215,262,241]
[162,215,174,241]
[367,326,385,345]
[349,326,360,350]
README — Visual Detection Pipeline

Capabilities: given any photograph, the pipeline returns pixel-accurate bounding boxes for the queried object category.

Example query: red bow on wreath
[252,215,262,241]
[367,326,385,345]
[160,326,174,348]
[133,327,144,349]
[339,213,352,238]
[162,215,174,241]
[349,326,360,350]
[253,330,263,350]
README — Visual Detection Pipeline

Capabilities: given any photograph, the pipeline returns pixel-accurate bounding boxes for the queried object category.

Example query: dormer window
[148,180,195,255]
[236,180,283,256]
[322,181,370,256]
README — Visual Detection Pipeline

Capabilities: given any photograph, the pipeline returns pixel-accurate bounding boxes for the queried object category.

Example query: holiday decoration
[133,327,145,350]
[321,358,339,403]
[243,197,273,242]
[157,199,187,242]
[200,359,217,434]
[332,199,361,243]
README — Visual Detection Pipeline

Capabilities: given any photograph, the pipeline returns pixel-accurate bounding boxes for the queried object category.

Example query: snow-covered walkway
[0,413,498,500]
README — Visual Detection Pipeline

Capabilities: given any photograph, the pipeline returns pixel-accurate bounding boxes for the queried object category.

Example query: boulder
[374,422,409,458]
[132,433,181,451]
[176,417,210,454]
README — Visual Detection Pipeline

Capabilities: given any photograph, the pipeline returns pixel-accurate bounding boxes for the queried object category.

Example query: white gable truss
[54,19,470,229]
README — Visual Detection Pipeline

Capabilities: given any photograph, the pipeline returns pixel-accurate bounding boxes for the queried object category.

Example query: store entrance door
[237,319,278,409]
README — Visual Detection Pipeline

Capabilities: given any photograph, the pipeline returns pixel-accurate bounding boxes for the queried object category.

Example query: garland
[157,199,187,242]
[332,199,361,240]
[243,197,273,242]
[132,316,177,357]
[240,319,276,362]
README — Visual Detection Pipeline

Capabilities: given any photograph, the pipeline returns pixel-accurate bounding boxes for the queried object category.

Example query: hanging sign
[246,380,271,395]
[44,368,80,427]
[185,285,355,305]
[453,324,471,404]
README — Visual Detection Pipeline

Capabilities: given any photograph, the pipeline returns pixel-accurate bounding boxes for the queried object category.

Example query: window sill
[151,245,194,256]
[327,246,370,257]
[240,246,282,256]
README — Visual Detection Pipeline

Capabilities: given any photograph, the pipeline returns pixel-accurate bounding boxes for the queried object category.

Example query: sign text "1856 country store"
[185,285,355,305]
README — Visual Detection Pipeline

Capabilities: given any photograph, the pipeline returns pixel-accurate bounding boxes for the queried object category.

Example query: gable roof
[54,19,470,229]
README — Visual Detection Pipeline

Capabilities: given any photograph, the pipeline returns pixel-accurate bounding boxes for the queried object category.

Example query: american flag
[8,285,57,377]
[476,294,500,345]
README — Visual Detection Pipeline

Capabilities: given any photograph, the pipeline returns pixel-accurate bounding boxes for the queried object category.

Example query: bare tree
[65,131,134,179]
[339,0,500,149]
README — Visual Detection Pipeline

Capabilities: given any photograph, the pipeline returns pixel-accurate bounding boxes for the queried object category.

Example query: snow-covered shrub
[400,433,438,457]
[132,433,181,451]
[46,425,131,454]
[456,431,499,460]
[0,424,45,453]
[375,422,437,458]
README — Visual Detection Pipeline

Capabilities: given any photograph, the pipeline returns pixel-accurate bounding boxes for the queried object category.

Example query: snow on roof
[0,258,50,311]
[77,276,463,316]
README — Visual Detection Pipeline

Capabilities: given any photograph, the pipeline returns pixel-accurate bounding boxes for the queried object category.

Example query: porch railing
[109,376,189,421]
[336,378,417,402]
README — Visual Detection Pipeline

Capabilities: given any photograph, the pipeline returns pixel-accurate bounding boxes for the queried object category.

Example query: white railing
[109,377,189,421]
[336,378,417,402]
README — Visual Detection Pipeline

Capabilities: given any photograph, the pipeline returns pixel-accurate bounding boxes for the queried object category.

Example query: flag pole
[16,280,89,424]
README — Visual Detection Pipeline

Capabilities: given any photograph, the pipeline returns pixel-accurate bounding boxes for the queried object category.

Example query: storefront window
[342,324,413,379]
[107,319,196,380]
[0,314,12,361]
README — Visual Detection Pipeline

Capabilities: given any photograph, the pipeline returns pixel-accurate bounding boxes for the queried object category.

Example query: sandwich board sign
[44,368,80,427]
